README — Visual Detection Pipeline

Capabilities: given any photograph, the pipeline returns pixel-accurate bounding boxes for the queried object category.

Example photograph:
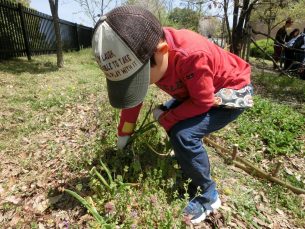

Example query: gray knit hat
[92,5,163,108]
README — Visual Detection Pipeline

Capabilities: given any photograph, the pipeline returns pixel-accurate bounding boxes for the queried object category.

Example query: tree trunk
[231,0,240,54]
[49,0,64,68]
[223,0,232,49]
[224,0,259,56]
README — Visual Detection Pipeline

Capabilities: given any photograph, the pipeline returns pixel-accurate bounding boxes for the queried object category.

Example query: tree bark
[49,0,64,68]
[227,0,260,56]
[223,0,232,49]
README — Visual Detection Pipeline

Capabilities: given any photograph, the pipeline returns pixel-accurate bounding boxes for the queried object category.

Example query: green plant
[66,161,188,228]
[65,189,112,227]
[221,96,305,157]
[267,185,305,221]
[252,72,305,103]
[250,39,274,60]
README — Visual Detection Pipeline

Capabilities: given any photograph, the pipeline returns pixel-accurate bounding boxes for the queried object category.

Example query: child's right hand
[152,107,165,121]
[117,135,130,149]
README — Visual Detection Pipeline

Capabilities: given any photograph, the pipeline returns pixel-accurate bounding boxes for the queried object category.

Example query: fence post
[75,23,80,51]
[18,3,31,60]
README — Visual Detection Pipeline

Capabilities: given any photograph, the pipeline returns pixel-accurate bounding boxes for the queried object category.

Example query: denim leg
[170,107,244,201]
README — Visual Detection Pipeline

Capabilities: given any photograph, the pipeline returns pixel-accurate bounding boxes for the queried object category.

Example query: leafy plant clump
[252,73,305,103]
[65,105,191,227]
[66,161,188,228]
[250,39,274,60]
[220,96,305,157]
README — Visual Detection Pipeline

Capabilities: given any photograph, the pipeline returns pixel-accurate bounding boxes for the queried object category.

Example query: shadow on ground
[0,58,58,75]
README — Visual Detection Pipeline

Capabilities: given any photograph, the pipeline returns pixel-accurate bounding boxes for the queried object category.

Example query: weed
[219,96,305,157]
[66,161,188,228]
[252,72,305,103]
[267,185,305,222]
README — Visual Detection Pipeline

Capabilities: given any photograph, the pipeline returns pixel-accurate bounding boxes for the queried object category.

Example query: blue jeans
[169,107,244,201]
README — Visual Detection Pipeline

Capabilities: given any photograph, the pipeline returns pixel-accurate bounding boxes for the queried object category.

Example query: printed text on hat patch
[92,21,142,81]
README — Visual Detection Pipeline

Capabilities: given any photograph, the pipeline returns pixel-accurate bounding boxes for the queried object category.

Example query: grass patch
[217,95,305,158]
[252,72,305,104]
[0,49,104,151]
[250,39,274,60]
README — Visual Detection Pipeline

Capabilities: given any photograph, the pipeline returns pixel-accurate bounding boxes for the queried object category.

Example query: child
[92,5,253,224]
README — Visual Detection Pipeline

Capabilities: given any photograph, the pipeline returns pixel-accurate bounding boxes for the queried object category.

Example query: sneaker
[183,193,221,224]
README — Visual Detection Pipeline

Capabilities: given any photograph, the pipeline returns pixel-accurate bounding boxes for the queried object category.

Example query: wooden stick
[204,137,305,195]
[272,160,283,177]
[232,144,239,160]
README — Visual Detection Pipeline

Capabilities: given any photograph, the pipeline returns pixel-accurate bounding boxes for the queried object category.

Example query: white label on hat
[92,21,143,81]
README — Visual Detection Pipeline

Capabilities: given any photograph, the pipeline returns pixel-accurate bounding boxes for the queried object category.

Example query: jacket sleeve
[118,103,142,136]
[159,53,215,131]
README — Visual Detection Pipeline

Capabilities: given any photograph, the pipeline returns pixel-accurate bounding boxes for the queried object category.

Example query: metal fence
[0,0,93,60]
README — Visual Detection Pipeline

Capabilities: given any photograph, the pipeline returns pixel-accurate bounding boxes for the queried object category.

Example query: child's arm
[118,103,142,136]
[158,52,250,132]
[116,103,142,149]
[159,54,215,131]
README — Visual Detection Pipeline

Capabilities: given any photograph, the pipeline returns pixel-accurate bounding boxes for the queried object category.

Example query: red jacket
[118,27,251,135]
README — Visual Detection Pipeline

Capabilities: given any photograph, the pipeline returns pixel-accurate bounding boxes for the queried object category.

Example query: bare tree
[124,0,167,22]
[71,0,114,26]
[49,0,64,68]
[193,0,260,55]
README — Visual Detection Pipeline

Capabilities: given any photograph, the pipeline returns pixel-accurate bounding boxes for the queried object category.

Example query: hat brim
[106,60,150,109]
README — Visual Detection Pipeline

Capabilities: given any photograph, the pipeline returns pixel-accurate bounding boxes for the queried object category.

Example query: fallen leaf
[223,187,233,195]
[232,218,247,229]
[270,222,280,229]
[32,194,49,213]
[9,214,21,227]
[0,184,4,196]
[259,191,269,203]
[275,208,284,215]
[38,222,46,229]
[48,194,63,205]
[5,195,21,205]
[285,167,293,176]
[253,217,269,228]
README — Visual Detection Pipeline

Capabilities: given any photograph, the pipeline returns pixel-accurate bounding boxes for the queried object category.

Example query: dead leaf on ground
[48,194,63,205]
[275,208,285,215]
[0,184,4,196]
[4,195,22,205]
[32,194,50,213]
[38,222,46,229]
[9,214,22,227]
[253,217,270,228]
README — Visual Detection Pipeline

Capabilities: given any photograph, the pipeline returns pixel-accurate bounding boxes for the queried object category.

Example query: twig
[272,160,283,177]
[204,137,305,195]
[232,144,239,160]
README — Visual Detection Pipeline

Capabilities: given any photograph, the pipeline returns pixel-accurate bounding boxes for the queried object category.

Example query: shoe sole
[190,197,221,224]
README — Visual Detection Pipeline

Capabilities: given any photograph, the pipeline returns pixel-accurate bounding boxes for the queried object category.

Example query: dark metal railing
[0,0,93,60]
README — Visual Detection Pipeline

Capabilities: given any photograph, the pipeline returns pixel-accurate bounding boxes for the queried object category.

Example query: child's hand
[152,107,164,121]
[117,135,130,149]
